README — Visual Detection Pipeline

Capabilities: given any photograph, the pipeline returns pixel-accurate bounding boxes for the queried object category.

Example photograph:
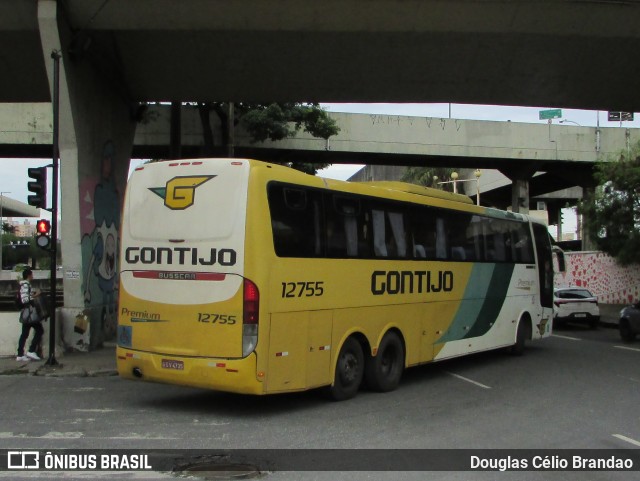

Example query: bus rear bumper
[116,347,264,395]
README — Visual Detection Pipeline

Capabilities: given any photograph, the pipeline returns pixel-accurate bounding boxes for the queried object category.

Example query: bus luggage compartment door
[267,311,332,392]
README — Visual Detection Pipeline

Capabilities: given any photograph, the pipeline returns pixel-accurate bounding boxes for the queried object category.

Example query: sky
[2,102,638,234]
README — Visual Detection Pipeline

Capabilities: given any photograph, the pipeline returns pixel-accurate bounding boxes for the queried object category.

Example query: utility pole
[45,50,61,366]
[0,192,9,272]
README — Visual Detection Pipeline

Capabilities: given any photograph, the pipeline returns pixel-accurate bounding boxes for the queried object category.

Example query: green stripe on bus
[464,263,514,339]
[435,263,514,344]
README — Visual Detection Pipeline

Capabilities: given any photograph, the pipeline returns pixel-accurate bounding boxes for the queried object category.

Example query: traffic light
[35,218,51,250]
[27,167,47,208]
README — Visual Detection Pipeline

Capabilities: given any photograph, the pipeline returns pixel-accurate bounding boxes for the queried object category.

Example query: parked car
[553,287,600,329]
[619,302,640,342]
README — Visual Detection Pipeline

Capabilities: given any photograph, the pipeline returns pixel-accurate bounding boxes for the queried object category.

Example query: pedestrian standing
[16,269,44,362]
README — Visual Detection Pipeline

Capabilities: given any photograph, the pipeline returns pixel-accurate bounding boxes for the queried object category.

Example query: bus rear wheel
[327,337,364,401]
[365,331,404,392]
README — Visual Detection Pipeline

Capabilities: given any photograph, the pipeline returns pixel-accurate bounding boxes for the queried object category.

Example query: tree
[402,166,458,192]
[579,142,640,265]
[196,102,340,175]
[1,222,15,234]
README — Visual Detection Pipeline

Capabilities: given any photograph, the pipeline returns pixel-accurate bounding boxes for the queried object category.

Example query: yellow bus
[117,158,554,400]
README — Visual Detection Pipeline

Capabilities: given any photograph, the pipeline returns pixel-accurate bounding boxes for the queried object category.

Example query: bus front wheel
[365,331,404,392]
[510,317,531,356]
[327,337,364,401]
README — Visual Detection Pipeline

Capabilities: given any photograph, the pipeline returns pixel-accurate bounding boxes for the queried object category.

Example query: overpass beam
[38,1,137,350]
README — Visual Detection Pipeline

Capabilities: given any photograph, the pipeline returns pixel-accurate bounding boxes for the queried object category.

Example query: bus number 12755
[281,281,325,298]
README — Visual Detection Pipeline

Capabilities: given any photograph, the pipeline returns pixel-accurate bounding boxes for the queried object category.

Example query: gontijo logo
[149,175,215,210]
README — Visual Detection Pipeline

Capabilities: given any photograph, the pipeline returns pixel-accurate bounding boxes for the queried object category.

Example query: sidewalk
[0,305,626,378]
[0,341,117,377]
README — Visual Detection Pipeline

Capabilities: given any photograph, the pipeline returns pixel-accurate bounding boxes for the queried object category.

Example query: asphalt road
[0,324,638,481]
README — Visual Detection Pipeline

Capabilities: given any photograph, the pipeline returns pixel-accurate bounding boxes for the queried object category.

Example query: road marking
[447,372,491,389]
[74,408,117,413]
[0,432,178,440]
[613,434,640,447]
[551,334,582,341]
[613,345,640,353]
[0,432,83,439]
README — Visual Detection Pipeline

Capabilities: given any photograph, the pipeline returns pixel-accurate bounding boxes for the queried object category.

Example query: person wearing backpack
[16,269,44,362]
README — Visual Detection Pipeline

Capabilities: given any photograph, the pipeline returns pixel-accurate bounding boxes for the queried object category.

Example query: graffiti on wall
[555,251,640,304]
[80,140,120,347]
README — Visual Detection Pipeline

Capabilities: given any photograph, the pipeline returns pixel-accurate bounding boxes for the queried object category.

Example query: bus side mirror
[552,246,566,273]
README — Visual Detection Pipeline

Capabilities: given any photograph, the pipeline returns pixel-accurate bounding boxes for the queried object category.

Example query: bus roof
[246,159,537,224]
[356,181,474,205]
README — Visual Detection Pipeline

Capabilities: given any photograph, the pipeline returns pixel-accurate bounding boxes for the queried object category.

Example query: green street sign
[539,109,562,120]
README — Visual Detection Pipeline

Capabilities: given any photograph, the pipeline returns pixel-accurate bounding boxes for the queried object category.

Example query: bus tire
[620,319,636,343]
[327,336,364,401]
[510,317,531,356]
[365,331,404,392]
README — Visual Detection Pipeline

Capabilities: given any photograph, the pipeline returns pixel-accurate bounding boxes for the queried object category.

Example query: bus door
[532,223,554,334]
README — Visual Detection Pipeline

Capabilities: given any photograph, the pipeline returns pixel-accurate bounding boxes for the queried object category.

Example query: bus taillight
[242,278,259,357]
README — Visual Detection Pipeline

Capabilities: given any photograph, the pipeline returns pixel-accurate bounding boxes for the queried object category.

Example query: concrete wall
[0,310,65,357]
[555,252,640,304]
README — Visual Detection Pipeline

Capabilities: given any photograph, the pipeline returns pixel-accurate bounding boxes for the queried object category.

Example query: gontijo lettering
[372,270,454,295]
[125,247,236,266]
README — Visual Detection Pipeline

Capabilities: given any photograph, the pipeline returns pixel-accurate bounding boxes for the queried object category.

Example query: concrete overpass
[3,0,640,110]
[0,194,39,218]
[3,0,640,349]
[3,102,638,203]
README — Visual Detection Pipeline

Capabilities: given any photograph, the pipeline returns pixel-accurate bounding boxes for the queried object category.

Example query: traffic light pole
[45,50,61,366]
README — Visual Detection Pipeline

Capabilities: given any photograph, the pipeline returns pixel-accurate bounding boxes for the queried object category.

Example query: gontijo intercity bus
[117,158,555,400]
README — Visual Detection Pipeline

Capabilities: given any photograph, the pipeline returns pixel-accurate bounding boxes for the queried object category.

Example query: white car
[553,287,600,329]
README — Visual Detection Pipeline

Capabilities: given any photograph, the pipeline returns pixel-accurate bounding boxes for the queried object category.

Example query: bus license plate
[161,359,184,370]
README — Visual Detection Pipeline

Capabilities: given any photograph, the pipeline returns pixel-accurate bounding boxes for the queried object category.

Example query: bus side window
[372,209,387,256]
[484,218,508,262]
[511,223,534,263]
[445,211,479,262]
[371,204,408,259]
[435,217,447,259]
[327,194,370,258]
[409,206,439,260]
[268,184,324,258]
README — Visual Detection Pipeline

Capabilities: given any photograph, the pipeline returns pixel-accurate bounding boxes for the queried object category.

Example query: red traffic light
[36,219,51,234]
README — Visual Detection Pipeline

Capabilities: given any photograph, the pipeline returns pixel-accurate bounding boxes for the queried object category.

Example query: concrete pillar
[38,1,137,350]
[581,185,598,251]
[510,179,530,214]
[500,166,536,215]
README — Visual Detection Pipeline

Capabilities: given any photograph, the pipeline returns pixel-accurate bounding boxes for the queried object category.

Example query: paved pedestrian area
[0,341,117,377]
[0,305,626,378]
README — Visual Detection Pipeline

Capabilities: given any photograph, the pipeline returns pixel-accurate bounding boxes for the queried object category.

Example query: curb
[1,363,117,377]
[33,366,118,377]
